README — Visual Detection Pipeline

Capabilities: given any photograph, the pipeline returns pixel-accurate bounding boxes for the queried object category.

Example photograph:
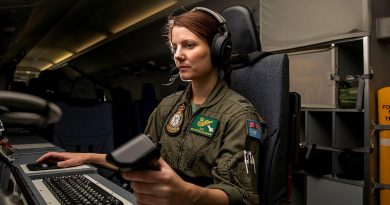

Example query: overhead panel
[16,0,178,71]
[105,0,178,34]
[18,57,53,70]
[49,48,74,64]
[16,0,109,70]
[58,31,108,53]
[2,0,79,66]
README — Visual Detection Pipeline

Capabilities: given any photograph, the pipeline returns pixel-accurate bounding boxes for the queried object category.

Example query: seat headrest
[221,5,261,54]
[112,87,133,102]
[141,83,156,101]
[38,70,60,91]
[70,77,98,102]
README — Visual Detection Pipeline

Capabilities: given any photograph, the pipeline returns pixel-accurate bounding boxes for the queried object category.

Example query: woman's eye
[185,43,194,48]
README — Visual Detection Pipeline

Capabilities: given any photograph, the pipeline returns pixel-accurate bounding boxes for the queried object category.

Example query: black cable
[0,152,38,205]
[8,165,39,205]
[0,91,62,126]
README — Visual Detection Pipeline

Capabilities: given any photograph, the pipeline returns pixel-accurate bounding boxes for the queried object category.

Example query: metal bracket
[330,74,373,82]
[300,142,373,154]
[373,124,390,131]
[372,178,390,193]
[371,120,390,136]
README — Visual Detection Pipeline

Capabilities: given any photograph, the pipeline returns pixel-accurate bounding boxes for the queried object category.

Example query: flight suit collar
[180,79,229,109]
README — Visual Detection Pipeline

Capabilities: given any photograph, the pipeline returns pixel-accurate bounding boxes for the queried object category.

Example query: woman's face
[171,26,215,82]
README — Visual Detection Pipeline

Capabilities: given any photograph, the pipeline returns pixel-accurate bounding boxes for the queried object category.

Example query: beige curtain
[289,47,336,108]
[260,0,370,51]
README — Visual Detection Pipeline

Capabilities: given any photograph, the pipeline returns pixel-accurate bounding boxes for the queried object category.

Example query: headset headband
[191,7,227,24]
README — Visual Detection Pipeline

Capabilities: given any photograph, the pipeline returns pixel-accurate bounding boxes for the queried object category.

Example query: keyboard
[42,175,123,205]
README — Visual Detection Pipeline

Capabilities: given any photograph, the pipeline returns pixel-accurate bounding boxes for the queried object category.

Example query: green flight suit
[144,79,267,205]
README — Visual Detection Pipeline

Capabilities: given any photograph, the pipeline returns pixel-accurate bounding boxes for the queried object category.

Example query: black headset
[191,7,232,67]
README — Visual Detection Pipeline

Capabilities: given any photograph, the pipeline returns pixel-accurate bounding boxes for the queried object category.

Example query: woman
[37,7,266,205]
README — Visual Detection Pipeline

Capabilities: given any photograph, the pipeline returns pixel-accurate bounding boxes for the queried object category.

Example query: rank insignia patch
[247,119,262,141]
[166,103,186,136]
[190,115,218,138]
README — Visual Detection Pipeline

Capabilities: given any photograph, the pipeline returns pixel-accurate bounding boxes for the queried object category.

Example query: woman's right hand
[36,152,91,168]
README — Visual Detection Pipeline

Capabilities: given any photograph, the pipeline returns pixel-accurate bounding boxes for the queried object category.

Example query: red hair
[164,10,220,49]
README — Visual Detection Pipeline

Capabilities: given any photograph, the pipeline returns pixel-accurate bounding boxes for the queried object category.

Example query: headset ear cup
[211,33,222,67]
[211,33,229,67]
[222,38,232,65]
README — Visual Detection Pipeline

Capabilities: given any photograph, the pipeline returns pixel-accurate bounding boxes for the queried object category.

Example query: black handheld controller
[106,134,160,171]
[26,162,59,171]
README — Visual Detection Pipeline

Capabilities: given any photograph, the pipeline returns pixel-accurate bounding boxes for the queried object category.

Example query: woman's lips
[178,65,190,72]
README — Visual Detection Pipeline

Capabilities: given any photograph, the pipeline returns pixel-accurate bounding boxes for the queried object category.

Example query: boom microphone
[170,66,179,75]
[162,66,180,86]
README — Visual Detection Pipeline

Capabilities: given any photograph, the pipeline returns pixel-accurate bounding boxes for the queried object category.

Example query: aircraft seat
[221,6,296,205]
[111,87,137,148]
[53,77,113,153]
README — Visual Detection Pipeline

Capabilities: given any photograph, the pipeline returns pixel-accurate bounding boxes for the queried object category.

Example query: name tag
[190,115,219,138]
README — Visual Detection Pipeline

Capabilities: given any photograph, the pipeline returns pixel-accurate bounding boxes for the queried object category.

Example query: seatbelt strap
[231,51,272,70]
[356,74,373,110]
[356,76,365,110]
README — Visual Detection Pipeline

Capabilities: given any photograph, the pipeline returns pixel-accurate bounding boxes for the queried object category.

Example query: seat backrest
[53,77,113,153]
[37,70,61,101]
[222,6,290,205]
[111,87,137,148]
[134,83,159,133]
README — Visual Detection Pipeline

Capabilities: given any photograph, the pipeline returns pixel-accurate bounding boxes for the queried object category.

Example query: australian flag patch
[247,119,262,141]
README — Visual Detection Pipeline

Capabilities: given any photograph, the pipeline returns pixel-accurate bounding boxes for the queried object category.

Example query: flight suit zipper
[176,104,203,168]
[176,103,193,167]
[183,107,225,170]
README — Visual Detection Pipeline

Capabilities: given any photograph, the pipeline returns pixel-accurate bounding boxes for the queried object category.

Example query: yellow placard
[378,87,390,205]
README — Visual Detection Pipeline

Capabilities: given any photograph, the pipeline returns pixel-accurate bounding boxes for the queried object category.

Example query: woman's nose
[174,48,184,61]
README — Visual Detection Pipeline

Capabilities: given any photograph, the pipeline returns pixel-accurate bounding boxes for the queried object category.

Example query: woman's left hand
[121,158,196,205]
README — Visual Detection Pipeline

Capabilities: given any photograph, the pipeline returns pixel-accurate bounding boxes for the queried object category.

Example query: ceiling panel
[16,0,179,71]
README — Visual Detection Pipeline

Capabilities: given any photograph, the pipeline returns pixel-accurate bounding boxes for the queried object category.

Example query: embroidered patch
[190,115,219,138]
[166,103,186,136]
[247,119,262,141]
